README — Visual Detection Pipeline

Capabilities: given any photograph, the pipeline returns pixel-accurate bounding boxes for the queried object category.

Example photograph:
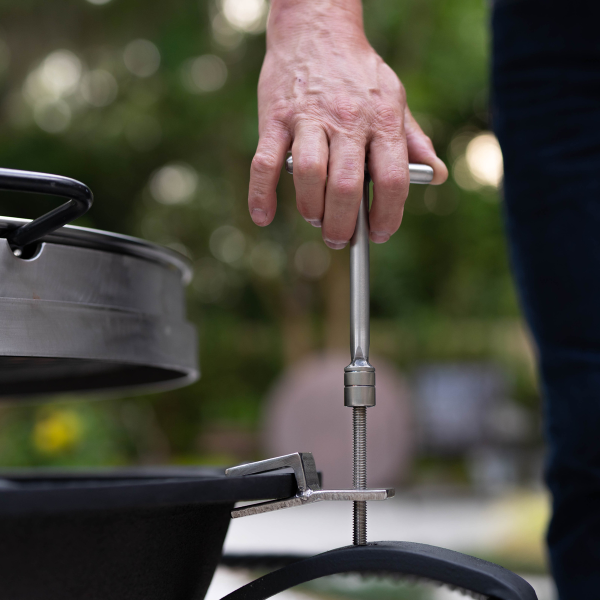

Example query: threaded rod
[353,406,367,545]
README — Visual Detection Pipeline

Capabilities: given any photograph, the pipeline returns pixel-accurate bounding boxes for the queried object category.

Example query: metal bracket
[225,453,394,518]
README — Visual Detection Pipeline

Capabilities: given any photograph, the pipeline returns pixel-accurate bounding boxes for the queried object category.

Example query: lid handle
[0,168,93,248]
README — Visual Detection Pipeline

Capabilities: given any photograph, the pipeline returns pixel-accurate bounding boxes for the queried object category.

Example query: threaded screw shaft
[353,406,367,545]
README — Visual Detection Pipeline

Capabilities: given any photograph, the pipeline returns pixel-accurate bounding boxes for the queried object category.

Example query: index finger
[248,123,291,226]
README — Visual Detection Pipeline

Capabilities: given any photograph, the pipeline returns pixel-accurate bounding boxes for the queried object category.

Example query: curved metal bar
[0,168,93,248]
[220,542,538,600]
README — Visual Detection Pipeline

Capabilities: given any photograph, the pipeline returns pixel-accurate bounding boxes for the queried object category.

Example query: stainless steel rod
[350,173,371,546]
[349,174,371,366]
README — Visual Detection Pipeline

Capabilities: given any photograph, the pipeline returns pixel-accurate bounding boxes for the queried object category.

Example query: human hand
[248,0,447,249]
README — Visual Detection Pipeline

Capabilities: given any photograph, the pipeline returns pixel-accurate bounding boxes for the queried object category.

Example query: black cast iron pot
[0,468,297,600]
[0,168,198,398]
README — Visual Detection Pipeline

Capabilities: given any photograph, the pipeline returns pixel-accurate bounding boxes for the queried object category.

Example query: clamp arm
[225,453,394,518]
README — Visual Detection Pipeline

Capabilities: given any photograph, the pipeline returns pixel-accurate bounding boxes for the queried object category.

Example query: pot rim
[0,216,192,284]
[0,468,297,515]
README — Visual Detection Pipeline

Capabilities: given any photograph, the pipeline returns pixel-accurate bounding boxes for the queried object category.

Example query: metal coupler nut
[344,364,375,407]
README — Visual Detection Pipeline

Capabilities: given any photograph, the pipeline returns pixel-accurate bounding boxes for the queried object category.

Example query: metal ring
[0,168,93,248]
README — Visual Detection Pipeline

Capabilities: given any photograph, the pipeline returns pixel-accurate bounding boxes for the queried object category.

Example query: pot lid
[0,221,198,399]
[0,216,192,284]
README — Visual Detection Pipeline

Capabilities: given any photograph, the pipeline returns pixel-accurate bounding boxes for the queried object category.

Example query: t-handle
[285,155,433,546]
[284,156,434,185]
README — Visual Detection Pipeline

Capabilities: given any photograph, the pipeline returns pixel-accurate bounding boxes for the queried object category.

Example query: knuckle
[295,155,326,183]
[375,103,402,132]
[417,130,432,143]
[378,169,408,195]
[295,97,321,119]
[329,175,362,198]
[268,101,294,126]
[423,134,435,149]
[330,98,364,128]
[251,151,280,175]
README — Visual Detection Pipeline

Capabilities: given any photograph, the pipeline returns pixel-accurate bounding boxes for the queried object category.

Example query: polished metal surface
[225,452,394,518]
[226,453,320,493]
[285,156,434,185]
[345,176,375,405]
[229,488,393,519]
[406,163,435,184]
[344,188,376,406]
[349,177,371,368]
[0,226,197,398]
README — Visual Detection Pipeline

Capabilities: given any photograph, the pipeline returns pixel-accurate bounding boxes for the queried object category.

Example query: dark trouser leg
[492,1,600,597]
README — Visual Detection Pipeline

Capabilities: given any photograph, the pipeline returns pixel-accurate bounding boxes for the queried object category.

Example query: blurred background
[0,0,553,597]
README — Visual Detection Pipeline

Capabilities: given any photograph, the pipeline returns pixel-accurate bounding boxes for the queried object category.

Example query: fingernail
[307,219,322,228]
[370,231,390,244]
[251,208,268,225]
[324,239,347,250]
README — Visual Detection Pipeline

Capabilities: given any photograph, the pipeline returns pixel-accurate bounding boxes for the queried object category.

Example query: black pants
[492,1,600,597]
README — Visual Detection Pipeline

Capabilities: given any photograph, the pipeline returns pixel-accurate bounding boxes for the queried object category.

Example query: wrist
[267,0,366,49]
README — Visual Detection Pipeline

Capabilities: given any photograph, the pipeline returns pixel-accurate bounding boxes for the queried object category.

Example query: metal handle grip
[285,156,434,184]
[0,168,93,248]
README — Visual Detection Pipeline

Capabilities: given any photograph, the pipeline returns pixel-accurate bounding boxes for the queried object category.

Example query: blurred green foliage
[0,0,537,467]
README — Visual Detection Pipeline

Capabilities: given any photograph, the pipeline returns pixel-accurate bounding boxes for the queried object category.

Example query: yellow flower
[33,409,82,454]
